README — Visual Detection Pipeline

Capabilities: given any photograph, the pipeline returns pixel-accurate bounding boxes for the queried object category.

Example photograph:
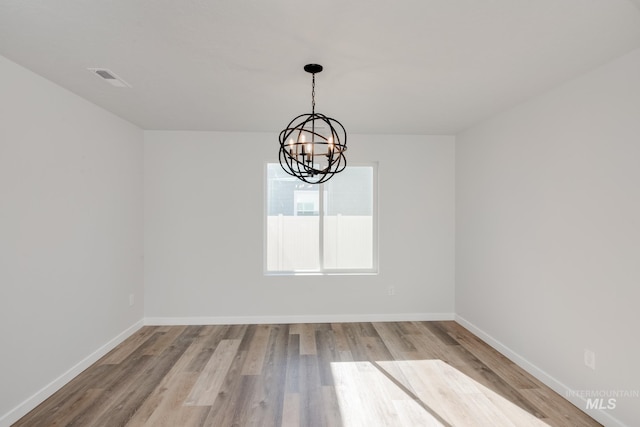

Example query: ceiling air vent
[87,68,131,88]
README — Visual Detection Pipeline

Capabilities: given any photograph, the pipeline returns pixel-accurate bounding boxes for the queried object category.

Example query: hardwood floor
[14,321,600,426]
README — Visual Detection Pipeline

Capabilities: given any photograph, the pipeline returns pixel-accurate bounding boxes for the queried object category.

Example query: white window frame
[264,162,378,275]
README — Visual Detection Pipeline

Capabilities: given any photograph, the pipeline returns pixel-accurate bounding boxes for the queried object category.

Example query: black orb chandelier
[279,64,347,184]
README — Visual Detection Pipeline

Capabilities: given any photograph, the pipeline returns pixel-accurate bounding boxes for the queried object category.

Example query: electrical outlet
[584,349,596,370]
[387,286,396,296]
[129,294,135,307]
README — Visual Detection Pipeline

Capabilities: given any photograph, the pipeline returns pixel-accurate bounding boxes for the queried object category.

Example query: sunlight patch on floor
[330,359,551,427]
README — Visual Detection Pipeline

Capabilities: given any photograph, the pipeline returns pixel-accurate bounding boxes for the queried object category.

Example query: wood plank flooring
[14,321,601,427]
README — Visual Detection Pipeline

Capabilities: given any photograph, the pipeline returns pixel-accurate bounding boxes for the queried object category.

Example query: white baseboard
[145,312,455,326]
[0,319,144,427]
[454,315,627,427]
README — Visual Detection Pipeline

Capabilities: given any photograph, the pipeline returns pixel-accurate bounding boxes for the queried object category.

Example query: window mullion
[318,182,325,272]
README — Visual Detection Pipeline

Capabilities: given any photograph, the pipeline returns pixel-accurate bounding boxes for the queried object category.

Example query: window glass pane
[323,167,374,269]
[324,167,373,216]
[266,164,319,271]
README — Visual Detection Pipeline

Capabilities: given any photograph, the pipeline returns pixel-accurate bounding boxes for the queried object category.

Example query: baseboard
[0,319,144,427]
[145,312,455,326]
[454,315,627,427]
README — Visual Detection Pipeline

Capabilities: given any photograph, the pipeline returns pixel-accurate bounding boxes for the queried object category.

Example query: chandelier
[278,64,347,184]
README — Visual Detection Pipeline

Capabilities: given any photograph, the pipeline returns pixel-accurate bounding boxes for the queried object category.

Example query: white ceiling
[1,0,640,134]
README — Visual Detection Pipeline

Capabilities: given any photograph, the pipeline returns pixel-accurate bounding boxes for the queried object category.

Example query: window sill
[264,271,378,277]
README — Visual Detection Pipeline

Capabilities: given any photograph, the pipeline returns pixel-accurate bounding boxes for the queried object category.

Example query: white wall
[144,131,455,322]
[456,49,640,426]
[0,55,143,424]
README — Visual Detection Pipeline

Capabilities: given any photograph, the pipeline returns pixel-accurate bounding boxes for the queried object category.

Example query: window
[265,163,377,274]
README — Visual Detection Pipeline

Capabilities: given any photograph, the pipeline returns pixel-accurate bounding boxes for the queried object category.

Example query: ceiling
[1,1,640,135]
